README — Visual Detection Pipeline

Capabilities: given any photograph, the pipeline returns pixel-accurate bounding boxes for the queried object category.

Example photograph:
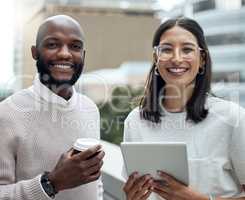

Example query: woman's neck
[163,84,194,113]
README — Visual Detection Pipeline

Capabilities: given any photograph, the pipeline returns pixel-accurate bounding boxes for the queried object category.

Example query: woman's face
[156,26,203,88]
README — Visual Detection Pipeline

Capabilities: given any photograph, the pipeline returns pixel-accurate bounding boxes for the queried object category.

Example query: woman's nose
[171,49,183,63]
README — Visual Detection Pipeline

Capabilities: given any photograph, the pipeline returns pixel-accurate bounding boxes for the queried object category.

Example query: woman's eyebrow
[158,42,197,47]
[159,42,172,46]
[182,42,197,46]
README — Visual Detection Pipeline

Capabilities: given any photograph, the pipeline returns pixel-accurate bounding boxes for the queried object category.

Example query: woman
[123,17,245,200]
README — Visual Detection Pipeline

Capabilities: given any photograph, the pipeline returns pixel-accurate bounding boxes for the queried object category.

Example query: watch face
[41,173,56,198]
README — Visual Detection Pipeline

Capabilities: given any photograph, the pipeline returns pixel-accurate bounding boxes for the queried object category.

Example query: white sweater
[124,97,245,199]
[0,77,103,200]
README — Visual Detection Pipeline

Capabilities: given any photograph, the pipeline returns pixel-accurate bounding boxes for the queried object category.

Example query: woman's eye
[183,47,194,53]
[161,47,172,54]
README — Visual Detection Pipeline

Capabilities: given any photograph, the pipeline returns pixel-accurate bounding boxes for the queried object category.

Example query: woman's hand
[123,172,153,200]
[152,170,208,200]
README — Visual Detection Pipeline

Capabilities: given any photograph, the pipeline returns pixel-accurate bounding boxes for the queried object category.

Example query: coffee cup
[72,138,100,155]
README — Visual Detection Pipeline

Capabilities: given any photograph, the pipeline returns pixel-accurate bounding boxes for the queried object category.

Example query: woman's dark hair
[140,17,212,123]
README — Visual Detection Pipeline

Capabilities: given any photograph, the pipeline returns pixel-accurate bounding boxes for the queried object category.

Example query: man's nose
[57,45,72,59]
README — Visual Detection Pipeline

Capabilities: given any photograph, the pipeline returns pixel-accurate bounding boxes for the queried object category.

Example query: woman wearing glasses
[123,17,245,200]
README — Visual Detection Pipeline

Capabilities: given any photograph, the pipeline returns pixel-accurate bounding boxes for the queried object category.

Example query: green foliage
[98,85,143,145]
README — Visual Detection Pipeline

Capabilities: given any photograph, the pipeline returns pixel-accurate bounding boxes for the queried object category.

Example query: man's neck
[47,84,73,101]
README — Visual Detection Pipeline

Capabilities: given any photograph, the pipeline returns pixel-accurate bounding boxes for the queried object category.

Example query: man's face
[33,21,85,86]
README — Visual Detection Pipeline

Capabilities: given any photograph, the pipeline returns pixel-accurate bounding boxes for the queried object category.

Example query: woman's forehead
[159,26,198,45]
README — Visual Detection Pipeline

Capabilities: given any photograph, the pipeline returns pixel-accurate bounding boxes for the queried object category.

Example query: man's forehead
[36,15,85,45]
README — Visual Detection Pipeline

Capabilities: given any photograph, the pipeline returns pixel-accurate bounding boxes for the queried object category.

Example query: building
[16,1,160,88]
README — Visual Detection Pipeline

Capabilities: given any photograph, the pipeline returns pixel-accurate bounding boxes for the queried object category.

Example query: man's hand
[123,172,153,200]
[48,145,105,192]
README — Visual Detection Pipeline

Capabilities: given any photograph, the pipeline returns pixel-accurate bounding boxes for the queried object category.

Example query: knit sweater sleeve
[230,110,245,185]
[0,118,51,200]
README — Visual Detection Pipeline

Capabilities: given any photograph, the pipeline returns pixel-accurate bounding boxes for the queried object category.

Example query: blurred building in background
[12,0,245,104]
[16,0,160,88]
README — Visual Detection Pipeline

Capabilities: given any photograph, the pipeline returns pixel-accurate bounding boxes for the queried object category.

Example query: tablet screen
[120,142,189,185]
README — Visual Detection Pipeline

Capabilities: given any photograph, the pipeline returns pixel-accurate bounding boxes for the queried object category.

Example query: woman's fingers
[123,173,154,200]
[133,177,153,199]
[152,187,169,199]
[123,172,138,192]
[157,170,174,182]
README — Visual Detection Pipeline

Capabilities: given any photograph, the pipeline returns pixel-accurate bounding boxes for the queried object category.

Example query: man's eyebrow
[41,37,59,43]
[72,39,83,45]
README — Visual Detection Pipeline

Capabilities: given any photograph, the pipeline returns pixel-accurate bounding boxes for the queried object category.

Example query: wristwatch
[41,172,58,199]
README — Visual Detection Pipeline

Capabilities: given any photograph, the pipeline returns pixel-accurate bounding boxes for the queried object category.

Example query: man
[0,15,104,200]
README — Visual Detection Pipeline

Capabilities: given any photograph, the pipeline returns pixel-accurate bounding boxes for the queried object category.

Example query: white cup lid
[73,138,100,151]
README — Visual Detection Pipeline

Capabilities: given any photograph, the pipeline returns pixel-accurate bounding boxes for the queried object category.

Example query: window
[206,32,245,46]
[193,0,216,13]
[0,0,14,94]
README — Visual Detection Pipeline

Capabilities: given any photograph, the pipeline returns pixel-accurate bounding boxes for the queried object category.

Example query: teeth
[53,65,71,69]
[168,68,187,73]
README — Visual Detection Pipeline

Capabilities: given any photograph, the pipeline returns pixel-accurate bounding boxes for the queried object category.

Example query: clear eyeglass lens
[156,46,201,61]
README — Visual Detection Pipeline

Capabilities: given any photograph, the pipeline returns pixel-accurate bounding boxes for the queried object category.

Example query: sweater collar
[33,74,78,108]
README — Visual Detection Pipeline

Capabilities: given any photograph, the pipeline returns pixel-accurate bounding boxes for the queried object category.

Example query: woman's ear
[153,51,158,64]
[199,51,206,69]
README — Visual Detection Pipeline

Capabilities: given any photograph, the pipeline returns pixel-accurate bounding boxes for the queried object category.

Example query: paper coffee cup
[73,138,100,154]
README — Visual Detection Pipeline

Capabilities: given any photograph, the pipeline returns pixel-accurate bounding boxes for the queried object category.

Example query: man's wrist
[41,171,58,199]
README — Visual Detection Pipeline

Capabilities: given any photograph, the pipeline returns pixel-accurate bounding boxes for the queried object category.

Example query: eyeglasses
[154,45,204,61]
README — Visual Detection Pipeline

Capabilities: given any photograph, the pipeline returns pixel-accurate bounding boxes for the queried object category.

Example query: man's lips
[51,64,72,69]
[49,63,74,71]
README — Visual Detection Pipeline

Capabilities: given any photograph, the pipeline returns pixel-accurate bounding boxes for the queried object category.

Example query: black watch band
[41,172,58,199]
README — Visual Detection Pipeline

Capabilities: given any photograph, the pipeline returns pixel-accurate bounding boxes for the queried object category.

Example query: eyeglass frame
[153,44,205,61]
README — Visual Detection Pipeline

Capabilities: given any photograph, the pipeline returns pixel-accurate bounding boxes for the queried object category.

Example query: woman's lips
[166,67,189,75]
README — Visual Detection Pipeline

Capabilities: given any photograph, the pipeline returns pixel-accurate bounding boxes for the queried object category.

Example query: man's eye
[71,44,82,51]
[46,43,58,49]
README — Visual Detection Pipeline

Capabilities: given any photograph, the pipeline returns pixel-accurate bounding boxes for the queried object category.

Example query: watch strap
[41,171,57,199]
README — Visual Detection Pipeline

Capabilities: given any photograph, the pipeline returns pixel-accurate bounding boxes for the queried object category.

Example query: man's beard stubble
[36,55,83,88]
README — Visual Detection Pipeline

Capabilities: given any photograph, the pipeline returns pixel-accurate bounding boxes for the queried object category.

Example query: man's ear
[82,50,86,64]
[31,45,38,60]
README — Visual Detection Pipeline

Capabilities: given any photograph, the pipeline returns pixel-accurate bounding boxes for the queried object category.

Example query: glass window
[193,0,216,13]
[206,32,245,46]
[0,0,14,93]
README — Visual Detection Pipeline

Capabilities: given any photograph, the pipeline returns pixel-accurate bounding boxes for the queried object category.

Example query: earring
[198,67,205,75]
[154,67,160,76]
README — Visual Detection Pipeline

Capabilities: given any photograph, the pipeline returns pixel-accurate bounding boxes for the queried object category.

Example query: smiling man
[0,15,104,200]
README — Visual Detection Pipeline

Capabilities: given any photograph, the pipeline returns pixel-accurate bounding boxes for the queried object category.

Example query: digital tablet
[120,142,189,185]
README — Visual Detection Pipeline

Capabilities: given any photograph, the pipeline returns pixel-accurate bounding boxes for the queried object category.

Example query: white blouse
[123,97,245,199]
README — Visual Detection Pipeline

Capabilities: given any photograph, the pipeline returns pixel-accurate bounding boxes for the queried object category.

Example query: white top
[123,97,245,199]
[0,76,103,200]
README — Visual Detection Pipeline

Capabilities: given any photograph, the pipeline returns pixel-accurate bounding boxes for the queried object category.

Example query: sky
[0,0,14,87]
